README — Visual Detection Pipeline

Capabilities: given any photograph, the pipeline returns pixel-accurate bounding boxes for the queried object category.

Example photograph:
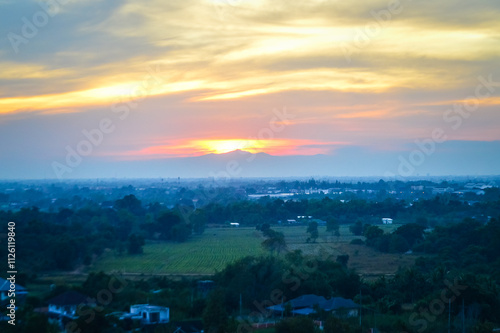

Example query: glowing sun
[195,139,263,154]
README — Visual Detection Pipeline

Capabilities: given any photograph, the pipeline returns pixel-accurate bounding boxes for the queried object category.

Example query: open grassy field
[88,224,415,276]
[90,227,266,275]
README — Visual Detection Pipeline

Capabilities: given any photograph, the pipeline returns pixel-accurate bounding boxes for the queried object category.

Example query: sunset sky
[1,0,499,179]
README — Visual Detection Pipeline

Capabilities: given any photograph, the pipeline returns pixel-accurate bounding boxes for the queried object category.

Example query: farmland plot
[90,228,266,274]
[89,224,412,275]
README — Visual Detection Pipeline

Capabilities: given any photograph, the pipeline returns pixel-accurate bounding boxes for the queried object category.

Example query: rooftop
[48,291,90,306]
[0,278,26,292]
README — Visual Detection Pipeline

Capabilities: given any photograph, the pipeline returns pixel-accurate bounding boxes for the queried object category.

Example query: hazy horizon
[2,140,500,180]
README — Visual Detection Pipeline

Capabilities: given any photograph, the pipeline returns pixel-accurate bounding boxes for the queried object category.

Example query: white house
[229,222,240,227]
[47,291,94,319]
[382,218,393,224]
[129,304,169,324]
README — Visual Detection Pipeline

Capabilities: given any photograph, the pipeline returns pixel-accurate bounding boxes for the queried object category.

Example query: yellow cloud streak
[0,63,74,80]
[369,25,500,61]
[195,68,424,101]
[0,79,204,115]
[0,63,416,114]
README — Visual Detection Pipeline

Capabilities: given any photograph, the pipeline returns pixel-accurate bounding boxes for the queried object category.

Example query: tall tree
[307,221,319,243]
[155,211,182,240]
[394,223,425,248]
[127,233,145,254]
[349,219,364,236]
[327,217,340,237]
[261,229,287,255]
[114,194,144,216]
[202,289,229,333]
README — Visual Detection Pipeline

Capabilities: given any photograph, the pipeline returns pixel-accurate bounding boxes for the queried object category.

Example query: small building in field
[230,222,240,227]
[382,218,393,224]
[129,304,170,324]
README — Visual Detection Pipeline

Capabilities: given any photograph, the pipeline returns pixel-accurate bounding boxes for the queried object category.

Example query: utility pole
[239,293,242,317]
[462,298,465,333]
[359,288,362,327]
[448,298,451,333]
[281,296,284,319]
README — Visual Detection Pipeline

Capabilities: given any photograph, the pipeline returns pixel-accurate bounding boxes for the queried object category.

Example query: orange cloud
[416,96,500,108]
[114,138,347,159]
[335,110,390,119]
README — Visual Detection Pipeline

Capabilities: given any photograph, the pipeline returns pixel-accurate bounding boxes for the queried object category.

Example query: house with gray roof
[268,294,359,318]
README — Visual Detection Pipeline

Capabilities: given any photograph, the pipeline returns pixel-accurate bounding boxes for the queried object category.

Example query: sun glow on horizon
[115,138,345,159]
[195,139,265,154]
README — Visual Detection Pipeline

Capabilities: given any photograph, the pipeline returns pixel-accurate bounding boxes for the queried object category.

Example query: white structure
[229,222,240,227]
[130,304,169,324]
[382,218,393,224]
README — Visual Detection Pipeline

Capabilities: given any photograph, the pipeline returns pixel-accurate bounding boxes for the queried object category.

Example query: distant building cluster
[0,178,497,211]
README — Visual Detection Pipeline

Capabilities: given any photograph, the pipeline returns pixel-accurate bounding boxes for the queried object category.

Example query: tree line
[0,195,204,273]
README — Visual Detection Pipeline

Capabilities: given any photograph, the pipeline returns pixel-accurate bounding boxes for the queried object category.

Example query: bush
[349,220,363,236]
[275,316,315,333]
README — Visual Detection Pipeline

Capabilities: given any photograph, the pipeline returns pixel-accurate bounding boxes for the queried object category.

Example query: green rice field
[88,224,410,276]
[90,227,266,275]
